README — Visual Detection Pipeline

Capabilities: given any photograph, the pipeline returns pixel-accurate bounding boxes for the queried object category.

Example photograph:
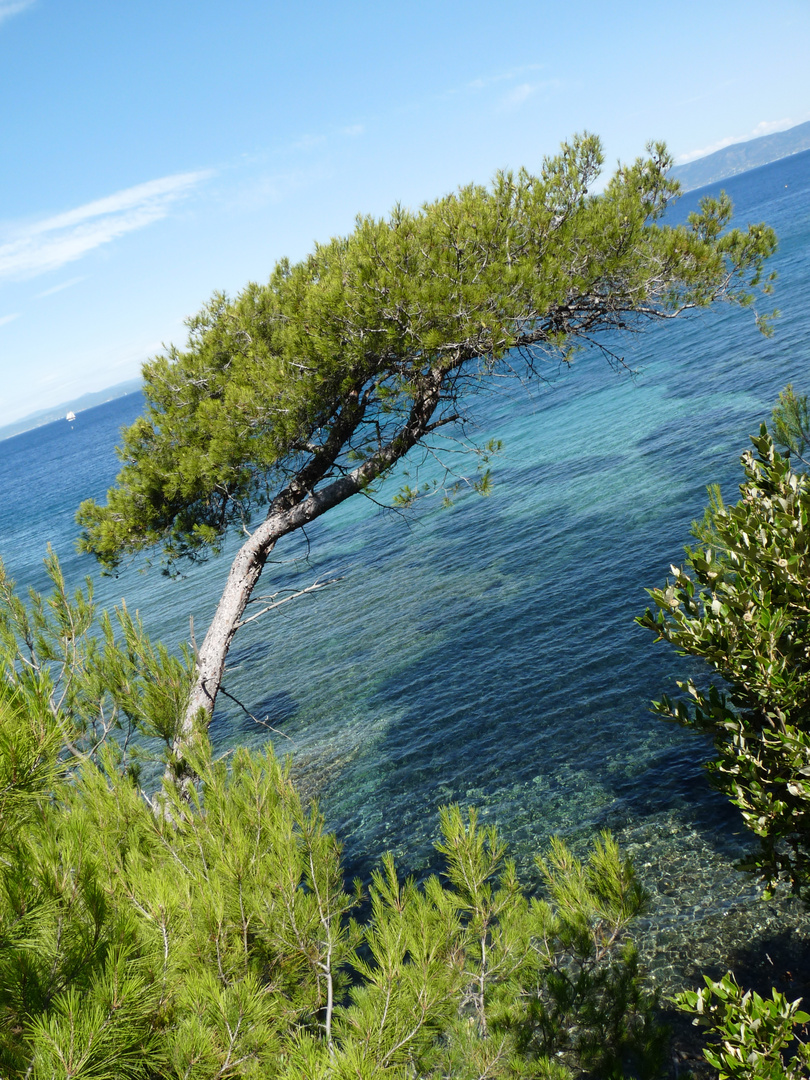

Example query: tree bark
[172,365,450,771]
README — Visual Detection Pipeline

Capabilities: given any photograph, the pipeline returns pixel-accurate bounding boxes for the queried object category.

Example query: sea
[3,151,810,994]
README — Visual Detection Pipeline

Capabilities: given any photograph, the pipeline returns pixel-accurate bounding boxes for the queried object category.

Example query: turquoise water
[3,151,810,992]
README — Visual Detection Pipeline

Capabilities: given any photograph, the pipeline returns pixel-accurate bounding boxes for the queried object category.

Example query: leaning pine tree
[77,134,778,777]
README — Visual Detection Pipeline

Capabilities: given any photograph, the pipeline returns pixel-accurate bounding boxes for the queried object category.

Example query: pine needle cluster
[0,560,662,1079]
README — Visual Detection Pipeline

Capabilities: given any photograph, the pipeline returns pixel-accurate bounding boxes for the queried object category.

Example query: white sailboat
[66,411,76,423]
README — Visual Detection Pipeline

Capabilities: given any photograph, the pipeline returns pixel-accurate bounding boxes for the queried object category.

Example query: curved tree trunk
[170,366,452,777]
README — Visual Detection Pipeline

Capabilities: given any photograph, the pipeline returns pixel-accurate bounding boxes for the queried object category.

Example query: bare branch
[237,575,343,629]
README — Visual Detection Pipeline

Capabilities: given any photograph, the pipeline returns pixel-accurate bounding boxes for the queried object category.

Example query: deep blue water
[3,150,810,989]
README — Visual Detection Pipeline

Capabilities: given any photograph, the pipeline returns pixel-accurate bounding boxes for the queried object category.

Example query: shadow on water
[305,482,734,872]
[209,687,299,743]
[202,175,810,986]
[1,152,809,1026]
[244,448,810,994]
[727,925,810,1002]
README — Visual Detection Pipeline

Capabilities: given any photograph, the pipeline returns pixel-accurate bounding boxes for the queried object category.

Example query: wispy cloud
[288,122,365,155]
[447,65,559,111]
[464,65,544,93]
[0,312,21,327]
[225,165,329,214]
[291,133,328,152]
[501,82,538,109]
[0,0,35,27]
[36,275,86,298]
[496,78,561,112]
[678,118,796,164]
[0,170,213,282]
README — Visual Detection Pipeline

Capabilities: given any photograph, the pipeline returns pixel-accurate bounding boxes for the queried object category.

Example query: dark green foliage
[639,424,810,894]
[642,402,810,1078]
[675,972,810,1080]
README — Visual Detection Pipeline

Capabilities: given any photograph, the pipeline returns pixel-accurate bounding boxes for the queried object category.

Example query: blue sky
[2,0,810,424]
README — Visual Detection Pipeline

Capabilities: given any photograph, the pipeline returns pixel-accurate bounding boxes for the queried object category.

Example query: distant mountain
[0,378,142,442]
[670,119,810,191]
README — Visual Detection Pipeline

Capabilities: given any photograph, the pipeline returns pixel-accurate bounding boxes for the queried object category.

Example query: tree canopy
[77,133,778,758]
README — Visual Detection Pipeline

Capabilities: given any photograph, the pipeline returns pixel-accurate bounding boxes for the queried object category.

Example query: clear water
[3,151,810,993]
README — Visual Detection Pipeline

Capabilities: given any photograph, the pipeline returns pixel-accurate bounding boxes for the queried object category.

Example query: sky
[2,0,810,425]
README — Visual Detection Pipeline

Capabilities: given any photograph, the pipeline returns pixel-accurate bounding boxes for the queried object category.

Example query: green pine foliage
[0,685,63,850]
[0,597,662,1079]
[0,548,194,776]
[76,135,777,573]
[772,383,810,466]
[72,134,779,741]
[639,423,810,895]
[0,139,795,1079]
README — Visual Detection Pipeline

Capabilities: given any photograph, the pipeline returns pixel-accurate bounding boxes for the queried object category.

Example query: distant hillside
[670,119,810,191]
[0,378,142,442]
